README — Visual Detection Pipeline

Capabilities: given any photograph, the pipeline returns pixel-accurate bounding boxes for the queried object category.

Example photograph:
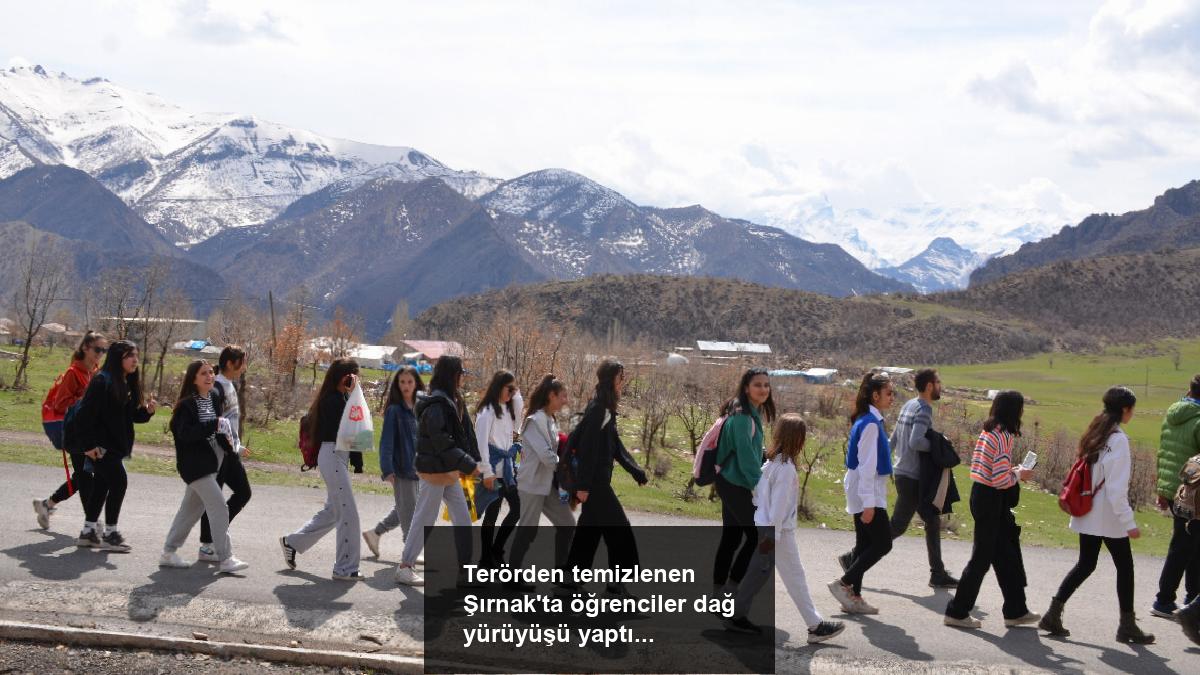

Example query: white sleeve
[754,465,774,530]
[856,422,879,508]
[512,392,525,427]
[1106,434,1137,534]
[475,409,495,477]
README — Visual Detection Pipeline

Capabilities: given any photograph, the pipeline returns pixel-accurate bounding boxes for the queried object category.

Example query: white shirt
[1070,428,1138,539]
[214,373,244,454]
[844,405,890,514]
[474,392,524,478]
[754,456,798,534]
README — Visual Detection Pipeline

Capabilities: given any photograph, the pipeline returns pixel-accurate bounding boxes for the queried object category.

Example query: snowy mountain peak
[875,236,988,293]
[481,168,637,233]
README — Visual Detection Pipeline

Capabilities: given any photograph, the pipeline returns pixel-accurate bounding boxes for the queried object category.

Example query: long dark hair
[527,373,565,417]
[594,358,624,414]
[476,369,517,420]
[983,390,1025,436]
[1078,386,1136,461]
[100,340,142,407]
[383,365,424,410]
[850,371,891,424]
[305,357,360,442]
[170,359,212,428]
[72,331,106,362]
[724,367,777,423]
[428,355,466,412]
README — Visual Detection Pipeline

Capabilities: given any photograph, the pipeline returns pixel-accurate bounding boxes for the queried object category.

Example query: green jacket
[716,405,764,491]
[1158,398,1200,499]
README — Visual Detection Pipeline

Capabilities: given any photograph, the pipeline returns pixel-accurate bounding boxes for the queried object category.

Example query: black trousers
[199,453,252,545]
[49,449,93,507]
[1055,533,1134,613]
[1156,512,1200,606]
[713,475,757,586]
[890,474,946,574]
[842,508,893,595]
[946,482,1029,620]
[566,484,639,573]
[84,451,127,527]
[480,483,520,564]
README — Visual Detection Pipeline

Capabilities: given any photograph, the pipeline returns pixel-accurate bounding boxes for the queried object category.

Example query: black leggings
[842,508,894,595]
[49,449,93,506]
[567,484,639,572]
[713,476,757,586]
[481,483,520,564]
[199,454,253,545]
[84,451,127,527]
[1056,533,1134,613]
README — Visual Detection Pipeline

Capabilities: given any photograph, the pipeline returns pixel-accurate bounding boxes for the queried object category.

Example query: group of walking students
[32,331,1200,648]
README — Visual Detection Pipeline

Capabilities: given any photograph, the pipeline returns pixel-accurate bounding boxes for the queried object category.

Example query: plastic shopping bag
[335,382,375,453]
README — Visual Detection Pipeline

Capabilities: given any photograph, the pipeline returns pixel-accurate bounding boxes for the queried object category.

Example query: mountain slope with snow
[876,237,988,292]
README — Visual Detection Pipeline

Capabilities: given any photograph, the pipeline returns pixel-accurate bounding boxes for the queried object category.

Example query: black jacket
[574,399,646,492]
[317,390,349,443]
[170,389,234,484]
[75,371,154,458]
[414,390,479,475]
[919,429,961,514]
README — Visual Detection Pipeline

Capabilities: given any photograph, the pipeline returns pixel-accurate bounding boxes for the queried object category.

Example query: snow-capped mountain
[0,64,496,244]
[876,237,989,293]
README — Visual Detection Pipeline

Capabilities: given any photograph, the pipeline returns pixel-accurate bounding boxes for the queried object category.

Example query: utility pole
[268,291,278,364]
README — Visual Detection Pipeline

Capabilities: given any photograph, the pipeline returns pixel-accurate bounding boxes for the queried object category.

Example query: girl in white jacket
[1039,386,1154,644]
[725,414,845,643]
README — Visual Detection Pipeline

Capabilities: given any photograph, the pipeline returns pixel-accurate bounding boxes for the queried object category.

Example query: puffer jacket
[1158,398,1200,499]
[414,389,479,476]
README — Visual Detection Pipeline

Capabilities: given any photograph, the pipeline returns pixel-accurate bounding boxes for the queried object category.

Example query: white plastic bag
[336,382,375,453]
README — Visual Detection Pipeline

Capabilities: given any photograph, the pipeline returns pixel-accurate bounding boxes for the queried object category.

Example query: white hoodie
[1069,427,1138,539]
[753,455,799,537]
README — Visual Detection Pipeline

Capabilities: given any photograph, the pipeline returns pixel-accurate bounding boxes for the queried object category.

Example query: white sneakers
[827,579,879,615]
[197,545,220,562]
[944,615,983,629]
[395,565,425,586]
[1004,612,1042,627]
[159,552,191,568]
[219,557,250,574]
[363,530,381,558]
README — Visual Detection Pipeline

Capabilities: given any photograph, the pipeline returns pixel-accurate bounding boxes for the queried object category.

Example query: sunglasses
[505,385,517,392]
[92,346,108,355]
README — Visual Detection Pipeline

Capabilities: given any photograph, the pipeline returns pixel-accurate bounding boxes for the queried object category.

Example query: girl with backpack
[944,390,1039,629]
[159,360,249,574]
[506,374,576,578]
[828,371,896,615]
[279,358,365,581]
[725,414,845,642]
[74,340,157,552]
[474,370,524,568]
[395,355,481,587]
[363,365,424,558]
[34,331,107,530]
[1038,386,1154,643]
[564,359,648,597]
[713,368,776,598]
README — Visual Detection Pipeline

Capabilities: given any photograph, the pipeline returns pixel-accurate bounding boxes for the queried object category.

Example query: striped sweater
[970,428,1018,489]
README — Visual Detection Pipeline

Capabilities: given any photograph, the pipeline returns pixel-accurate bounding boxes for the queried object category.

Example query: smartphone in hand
[1020,451,1038,470]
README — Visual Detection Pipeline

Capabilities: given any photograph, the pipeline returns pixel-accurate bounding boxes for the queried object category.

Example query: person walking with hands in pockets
[363,365,425,558]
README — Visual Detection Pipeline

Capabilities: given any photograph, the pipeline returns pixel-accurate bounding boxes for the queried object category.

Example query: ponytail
[1078,386,1137,461]
[527,373,565,417]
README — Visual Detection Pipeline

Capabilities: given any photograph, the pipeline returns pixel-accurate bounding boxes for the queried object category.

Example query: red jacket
[41,360,94,423]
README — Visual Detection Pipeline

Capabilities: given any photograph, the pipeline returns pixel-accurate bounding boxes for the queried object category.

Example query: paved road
[2,462,1196,673]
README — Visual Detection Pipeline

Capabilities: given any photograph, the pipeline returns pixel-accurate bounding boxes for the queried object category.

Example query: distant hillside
[935,248,1200,345]
[971,179,1200,285]
[413,274,1051,364]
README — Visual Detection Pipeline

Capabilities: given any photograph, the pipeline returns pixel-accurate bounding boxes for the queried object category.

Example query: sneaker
[847,595,879,615]
[76,528,101,548]
[827,579,855,612]
[362,530,381,558]
[280,536,297,570]
[159,552,191,568]
[416,553,425,567]
[33,499,51,530]
[219,557,250,574]
[1004,612,1041,627]
[837,552,854,574]
[807,620,846,644]
[395,565,425,586]
[722,616,763,635]
[929,570,959,589]
[944,614,982,629]
[1150,600,1180,621]
[101,530,131,553]
[197,545,220,563]
[333,570,366,581]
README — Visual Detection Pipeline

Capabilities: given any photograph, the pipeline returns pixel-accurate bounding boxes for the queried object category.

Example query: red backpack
[1059,454,1105,516]
[298,413,320,471]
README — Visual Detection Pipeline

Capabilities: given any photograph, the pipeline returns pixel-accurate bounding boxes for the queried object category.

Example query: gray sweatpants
[286,443,361,576]
[374,478,420,541]
[508,490,575,569]
[400,479,472,566]
[164,473,232,562]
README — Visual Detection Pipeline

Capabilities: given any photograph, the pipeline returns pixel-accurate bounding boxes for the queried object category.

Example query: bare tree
[11,242,65,389]
[147,287,194,397]
[382,299,411,346]
[325,306,360,359]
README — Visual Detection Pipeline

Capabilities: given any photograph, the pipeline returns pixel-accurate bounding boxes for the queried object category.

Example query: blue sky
[3,0,1198,223]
